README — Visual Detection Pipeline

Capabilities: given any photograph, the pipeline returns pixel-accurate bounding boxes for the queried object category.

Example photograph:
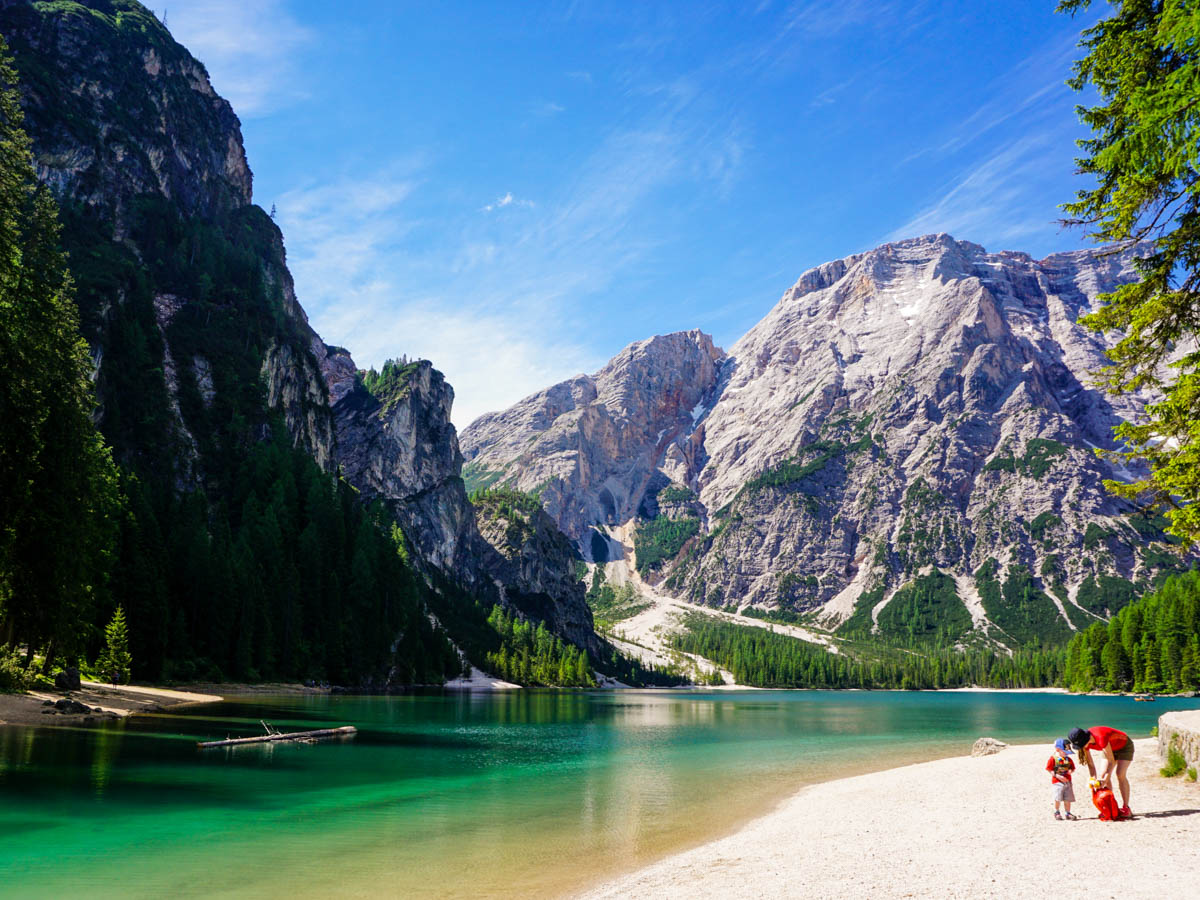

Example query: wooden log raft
[197,725,356,748]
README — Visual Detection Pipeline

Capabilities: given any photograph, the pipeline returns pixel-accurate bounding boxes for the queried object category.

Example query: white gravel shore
[580,738,1200,899]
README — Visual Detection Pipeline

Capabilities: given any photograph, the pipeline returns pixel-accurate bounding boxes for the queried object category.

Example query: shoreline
[0,680,224,728]
[3,678,1178,728]
[579,736,1200,899]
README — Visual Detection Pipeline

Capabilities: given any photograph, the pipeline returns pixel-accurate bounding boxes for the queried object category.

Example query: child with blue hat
[1045,738,1077,820]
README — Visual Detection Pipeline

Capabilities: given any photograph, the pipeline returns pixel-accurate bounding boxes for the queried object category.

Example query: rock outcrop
[464,235,1190,646]
[0,0,251,224]
[329,358,476,574]
[327,357,598,650]
[971,737,1008,757]
[1158,710,1200,773]
[472,491,599,653]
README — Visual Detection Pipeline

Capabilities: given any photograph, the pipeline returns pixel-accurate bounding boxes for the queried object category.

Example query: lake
[1,689,1193,898]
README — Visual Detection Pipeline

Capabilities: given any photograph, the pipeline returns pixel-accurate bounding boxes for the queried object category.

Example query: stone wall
[1158,710,1200,770]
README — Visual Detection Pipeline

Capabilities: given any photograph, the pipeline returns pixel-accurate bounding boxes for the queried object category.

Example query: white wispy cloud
[481,192,535,213]
[885,134,1069,246]
[739,0,931,75]
[278,97,742,425]
[165,0,313,117]
[884,25,1092,252]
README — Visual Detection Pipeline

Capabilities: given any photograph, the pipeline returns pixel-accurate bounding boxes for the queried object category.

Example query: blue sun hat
[1055,738,1074,756]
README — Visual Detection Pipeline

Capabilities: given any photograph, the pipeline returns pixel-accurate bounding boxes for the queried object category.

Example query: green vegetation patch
[744,439,845,493]
[0,649,33,693]
[634,516,701,575]
[984,438,1070,480]
[904,477,945,510]
[361,359,423,414]
[1023,439,1069,478]
[1083,521,1115,550]
[1075,574,1137,617]
[1028,511,1062,544]
[838,584,886,636]
[463,460,507,495]
[876,570,972,644]
[470,486,543,517]
[740,606,808,626]
[585,567,650,629]
[1062,601,1099,632]
[658,484,697,503]
[980,563,1071,647]
[728,432,876,508]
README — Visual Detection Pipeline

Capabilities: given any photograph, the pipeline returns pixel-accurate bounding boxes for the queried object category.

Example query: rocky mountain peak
[460,329,726,540]
[467,234,1187,648]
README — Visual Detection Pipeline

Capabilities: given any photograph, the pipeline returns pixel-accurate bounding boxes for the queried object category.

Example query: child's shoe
[1053,810,1062,820]
[1118,806,1133,820]
[1064,812,1077,820]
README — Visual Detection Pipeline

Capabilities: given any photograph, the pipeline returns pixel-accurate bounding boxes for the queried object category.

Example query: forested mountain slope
[0,0,597,683]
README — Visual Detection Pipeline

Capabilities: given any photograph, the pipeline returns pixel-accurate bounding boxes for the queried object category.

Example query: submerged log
[197,725,356,748]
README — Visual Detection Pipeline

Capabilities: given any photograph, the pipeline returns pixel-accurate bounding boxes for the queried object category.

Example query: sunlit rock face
[460,330,726,541]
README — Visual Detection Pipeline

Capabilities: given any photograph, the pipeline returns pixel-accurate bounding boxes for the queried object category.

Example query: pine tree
[1060,1,1200,542]
[97,606,133,684]
[0,39,121,667]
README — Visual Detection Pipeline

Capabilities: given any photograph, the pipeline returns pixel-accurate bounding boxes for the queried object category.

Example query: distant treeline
[668,617,1062,690]
[670,571,1200,694]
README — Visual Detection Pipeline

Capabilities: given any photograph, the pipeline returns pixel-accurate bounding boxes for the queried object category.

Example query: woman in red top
[1067,726,1134,818]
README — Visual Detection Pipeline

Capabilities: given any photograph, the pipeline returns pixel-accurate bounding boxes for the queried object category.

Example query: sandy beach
[581,737,1200,899]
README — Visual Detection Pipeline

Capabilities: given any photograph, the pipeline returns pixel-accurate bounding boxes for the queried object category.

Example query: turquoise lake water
[1,690,1195,898]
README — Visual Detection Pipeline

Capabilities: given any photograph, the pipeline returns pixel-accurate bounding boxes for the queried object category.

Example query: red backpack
[1091,783,1121,821]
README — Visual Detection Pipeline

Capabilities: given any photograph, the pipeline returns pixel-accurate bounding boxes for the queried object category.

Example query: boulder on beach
[971,737,1008,757]
[53,667,82,691]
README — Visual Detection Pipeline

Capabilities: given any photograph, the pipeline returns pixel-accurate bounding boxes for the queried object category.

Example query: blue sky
[168,0,1103,426]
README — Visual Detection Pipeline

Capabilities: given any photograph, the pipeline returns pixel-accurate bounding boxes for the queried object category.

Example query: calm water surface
[1,690,1194,898]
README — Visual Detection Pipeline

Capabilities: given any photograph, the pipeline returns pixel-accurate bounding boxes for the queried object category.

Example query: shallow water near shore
[1,690,1194,898]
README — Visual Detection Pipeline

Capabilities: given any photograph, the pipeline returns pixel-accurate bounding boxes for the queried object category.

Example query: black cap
[1067,727,1091,750]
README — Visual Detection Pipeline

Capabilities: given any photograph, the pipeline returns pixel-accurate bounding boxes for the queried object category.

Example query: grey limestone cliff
[1,0,335,475]
[326,356,476,574]
[461,330,726,543]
